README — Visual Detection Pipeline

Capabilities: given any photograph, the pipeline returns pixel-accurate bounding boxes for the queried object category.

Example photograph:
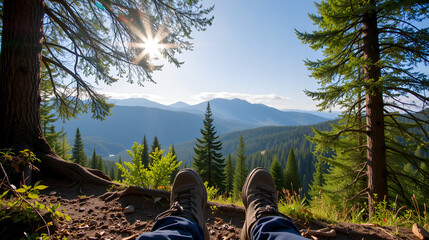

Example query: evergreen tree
[109,164,116,181]
[233,135,247,198]
[270,156,284,192]
[169,145,180,183]
[284,148,301,194]
[297,0,429,214]
[90,148,97,169]
[40,78,64,151]
[117,157,123,182]
[0,0,213,184]
[57,133,72,161]
[151,136,161,154]
[96,155,105,172]
[193,102,225,189]
[71,128,87,167]
[223,154,235,196]
[141,135,149,168]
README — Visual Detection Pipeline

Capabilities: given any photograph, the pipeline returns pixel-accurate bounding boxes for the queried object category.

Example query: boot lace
[155,188,198,222]
[254,187,292,221]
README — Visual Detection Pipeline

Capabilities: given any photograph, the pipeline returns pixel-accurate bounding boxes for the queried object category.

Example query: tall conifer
[193,102,225,189]
[71,128,87,167]
[270,156,284,192]
[284,148,301,194]
[141,135,149,168]
[297,0,429,214]
[233,135,247,198]
[224,154,235,196]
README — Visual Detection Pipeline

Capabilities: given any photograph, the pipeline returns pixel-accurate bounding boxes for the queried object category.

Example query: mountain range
[57,98,333,157]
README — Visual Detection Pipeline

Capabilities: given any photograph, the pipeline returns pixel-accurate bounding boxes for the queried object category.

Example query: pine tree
[233,135,247,198]
[117,157,123,182]
[90,148,97,169]
[284,148,301,194]
[151,136,161,154]
[141,135,149,168]
[297,0,429,214]
[40,78,64,151]
[169,145,180,183]
[71,128,87,167]
[270,156,284,192]
[224,154,235,196]
[96,155,105,172]
[193,102,225,189]
[0,0,213,184]
[57,134,72,161]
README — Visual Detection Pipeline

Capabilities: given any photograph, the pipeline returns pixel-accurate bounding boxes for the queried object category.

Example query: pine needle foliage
[71,128,87,167]
[193,103,225,189]
[270,156,284,192]
[233,134,248,198]
[297,0,429,214]
[284,148,302,194]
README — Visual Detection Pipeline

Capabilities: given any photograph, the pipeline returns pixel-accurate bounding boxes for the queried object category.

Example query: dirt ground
[28,178,421,240]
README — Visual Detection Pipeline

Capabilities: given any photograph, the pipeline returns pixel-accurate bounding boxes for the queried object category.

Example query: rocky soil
[12,178,423,240]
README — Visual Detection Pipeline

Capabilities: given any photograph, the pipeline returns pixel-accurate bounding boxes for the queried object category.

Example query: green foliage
[204,181,219,201]
[141,135,149,168]
[169,145,180,184]
[284,148,302,194]
[193,102,225,189]
[116,142,181,189]
[0,149,41,180]
[270,156,284,192]
[71,128,87,167]
[298,0,429,213]
[223,154,235,196]
[20,0,214,121]
[56,132,72,161]
[233,135,248,198]
[0,180,70,239]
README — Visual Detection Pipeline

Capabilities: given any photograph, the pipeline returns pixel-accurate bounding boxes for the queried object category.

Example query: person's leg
[137,168,209,240]
[251,216,304,240]
[137,216,203,240]
[241,168,306,240]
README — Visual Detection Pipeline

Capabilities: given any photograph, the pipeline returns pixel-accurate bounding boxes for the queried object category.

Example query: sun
[125,16,175,65]
[141,37,162,59]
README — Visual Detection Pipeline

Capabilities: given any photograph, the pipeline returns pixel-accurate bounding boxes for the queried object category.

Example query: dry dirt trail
[30,178,419,240]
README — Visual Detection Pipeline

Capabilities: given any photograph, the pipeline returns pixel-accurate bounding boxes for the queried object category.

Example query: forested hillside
[175,120,335,194]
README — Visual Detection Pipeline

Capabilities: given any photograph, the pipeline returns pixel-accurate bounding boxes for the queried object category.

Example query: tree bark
[0,0,112,186]
[362,2,387,217]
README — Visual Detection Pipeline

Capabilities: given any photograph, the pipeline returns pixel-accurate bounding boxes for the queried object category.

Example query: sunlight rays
[123,11,176,66]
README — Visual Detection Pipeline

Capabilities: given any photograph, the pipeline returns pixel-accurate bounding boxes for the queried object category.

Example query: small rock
[210,230,216,235]
[95,231,105,238]
[76,231,86,236]
[87,237,98,240]
[124,205,135,214]
[49,191,57,196]
[88,219,98,226]
[79,207,85,212]
[88,209,94,214]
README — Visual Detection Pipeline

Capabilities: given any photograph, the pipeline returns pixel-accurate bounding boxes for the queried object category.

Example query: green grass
[207,186,428,230]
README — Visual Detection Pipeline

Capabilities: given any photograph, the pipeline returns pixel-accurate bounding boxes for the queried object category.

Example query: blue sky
[98,0,325,110]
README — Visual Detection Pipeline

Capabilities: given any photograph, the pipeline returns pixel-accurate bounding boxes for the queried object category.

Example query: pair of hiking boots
[157,167,286,240]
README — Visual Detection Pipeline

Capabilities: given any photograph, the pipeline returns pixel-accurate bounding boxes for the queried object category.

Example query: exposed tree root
[35,149,115,186]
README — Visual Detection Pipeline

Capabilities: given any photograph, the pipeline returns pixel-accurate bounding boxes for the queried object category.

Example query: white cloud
[191,92,290,105]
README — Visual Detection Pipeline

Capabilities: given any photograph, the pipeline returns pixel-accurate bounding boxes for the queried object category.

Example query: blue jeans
[137,216,305,240]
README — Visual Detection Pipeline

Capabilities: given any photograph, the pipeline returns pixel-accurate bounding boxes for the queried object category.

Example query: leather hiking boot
[240,167,292,240]
[155,168,209,239]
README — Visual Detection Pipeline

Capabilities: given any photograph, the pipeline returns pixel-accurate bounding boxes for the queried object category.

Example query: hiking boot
[155,168,209,239]
[240,167,292,240]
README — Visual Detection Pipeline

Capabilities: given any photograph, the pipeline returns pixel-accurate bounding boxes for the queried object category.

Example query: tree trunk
[0,0,112,186]
[362,3,387,217]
